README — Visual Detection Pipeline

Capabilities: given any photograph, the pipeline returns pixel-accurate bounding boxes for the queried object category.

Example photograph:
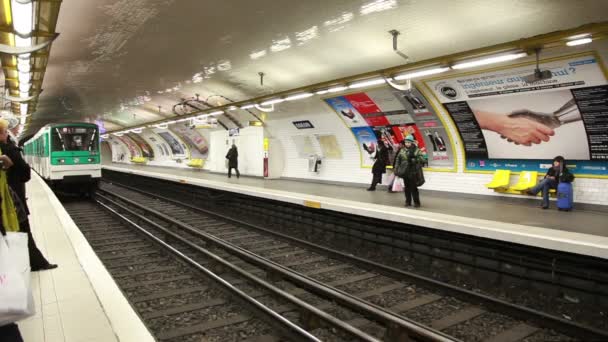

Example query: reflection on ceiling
[7,0,608,139]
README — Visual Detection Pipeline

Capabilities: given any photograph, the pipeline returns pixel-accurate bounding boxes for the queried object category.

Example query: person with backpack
[527,156,574,209]
[394,135,425,207]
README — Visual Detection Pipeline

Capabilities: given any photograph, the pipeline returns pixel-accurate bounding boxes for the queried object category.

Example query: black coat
[0,142,31,215]
[372,145,389,175]
[226,147,238,168]
[545,165,574,183]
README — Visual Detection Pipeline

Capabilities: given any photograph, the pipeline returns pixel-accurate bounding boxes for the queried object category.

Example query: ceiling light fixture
[566,37,592,46]
[393,66,451,80]
[240,104,255,110]
[315,90,329,95]
[327,86,348,93]
[209,110,224,116]
[260,98,284,106]
[19,82,30,92]
[451,52,527,70]
[11,0,33,35]
[20,103,28,115]
[348,78,386,89]
[155,123,168,129]
[130,128,143,133]
[285,92,314,101]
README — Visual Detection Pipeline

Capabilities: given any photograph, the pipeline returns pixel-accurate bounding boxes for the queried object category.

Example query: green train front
[24,123,101,186]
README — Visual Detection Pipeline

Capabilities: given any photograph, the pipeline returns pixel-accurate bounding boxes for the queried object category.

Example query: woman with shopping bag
[0,120,33,342]
[394,135,426,207]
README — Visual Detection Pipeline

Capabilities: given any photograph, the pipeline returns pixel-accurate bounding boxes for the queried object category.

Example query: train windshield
[52,126,99,152]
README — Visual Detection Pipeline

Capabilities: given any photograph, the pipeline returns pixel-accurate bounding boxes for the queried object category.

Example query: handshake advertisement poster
[325,87,454,170]
[425,53,608,176]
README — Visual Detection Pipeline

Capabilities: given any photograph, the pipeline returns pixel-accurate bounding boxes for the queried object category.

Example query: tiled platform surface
[17,173,153,342]
[104,163,608,259]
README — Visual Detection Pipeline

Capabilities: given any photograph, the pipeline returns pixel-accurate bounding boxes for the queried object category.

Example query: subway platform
[103,163,608,260]
[17,172,153,342]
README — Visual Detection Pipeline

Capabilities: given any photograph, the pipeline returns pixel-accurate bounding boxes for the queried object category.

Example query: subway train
[23,122,101,194]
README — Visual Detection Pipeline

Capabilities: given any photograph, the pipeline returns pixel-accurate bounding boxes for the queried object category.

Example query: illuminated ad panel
[169,123,209,159]
[425,52,608,176]
[115,135,143,158]
[127,133,155,159]
[325,88,455,170]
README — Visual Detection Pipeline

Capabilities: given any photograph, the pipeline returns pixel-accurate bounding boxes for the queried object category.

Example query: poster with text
[425,53,608,175]
[169,123,209,159]
[128,133,155,159]
[157,131,186,157]
[116,135,142,159]
[351,127,377,167]
[325,87,454,169]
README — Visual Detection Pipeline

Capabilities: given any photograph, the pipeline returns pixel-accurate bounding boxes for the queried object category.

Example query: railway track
[88,180,608,341]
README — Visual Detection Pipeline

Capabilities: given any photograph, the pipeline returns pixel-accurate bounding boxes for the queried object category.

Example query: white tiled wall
[106,41,608,206]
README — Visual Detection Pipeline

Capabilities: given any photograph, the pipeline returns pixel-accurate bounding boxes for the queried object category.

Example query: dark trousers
[21,219,51,269]
[228,167,240,178]
[0,324,24,342]
[370,173,382,189]
[404,177,420,205]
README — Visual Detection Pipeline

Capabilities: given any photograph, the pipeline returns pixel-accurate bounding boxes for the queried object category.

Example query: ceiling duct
[521,48,553,84]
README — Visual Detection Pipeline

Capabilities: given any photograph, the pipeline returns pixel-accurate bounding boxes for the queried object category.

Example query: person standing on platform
[0,123,57,271]
[394,135,425,207]
[367,140,389,191]
[226,143,240,178]
[527,156,573,209]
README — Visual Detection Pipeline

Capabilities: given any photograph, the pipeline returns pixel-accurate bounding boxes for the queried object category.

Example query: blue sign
[466,158,608,176]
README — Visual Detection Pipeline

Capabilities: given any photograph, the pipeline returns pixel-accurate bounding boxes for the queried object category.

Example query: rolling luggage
[556,182,573,211]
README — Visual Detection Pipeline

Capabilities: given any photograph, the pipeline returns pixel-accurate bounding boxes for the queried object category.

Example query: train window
[52,127,99,152]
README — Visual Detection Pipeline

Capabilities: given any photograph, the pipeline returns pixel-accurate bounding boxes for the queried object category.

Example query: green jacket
[395,146,425,179]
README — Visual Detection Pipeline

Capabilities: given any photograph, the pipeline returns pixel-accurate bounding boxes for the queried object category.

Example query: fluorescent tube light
[452,52,527,70]
[315,90,329,95]
[285,93,314,101]
[19,82,30,92]
[11,0,33,35]
[394,67,450,80]
[260,98,284,106]
[566,38,592,46]
[209,110,224,116]
[327,86,348,93]
[155,123,168,129]
[130,128,143,133]
[20,103,28,114]
[348,78,386,89]
[240,104,255,109]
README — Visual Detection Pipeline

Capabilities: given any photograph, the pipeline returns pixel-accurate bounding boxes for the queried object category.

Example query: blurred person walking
[225,144,240,178]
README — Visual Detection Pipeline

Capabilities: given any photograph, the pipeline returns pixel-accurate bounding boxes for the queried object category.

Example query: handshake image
[475,98,580,146]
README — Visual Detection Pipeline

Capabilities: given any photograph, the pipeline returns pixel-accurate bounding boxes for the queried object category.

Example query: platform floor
[106,163,608,238]
[16,173,153,342]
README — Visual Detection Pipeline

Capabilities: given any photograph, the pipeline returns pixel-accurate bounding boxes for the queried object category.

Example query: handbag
[415,163,425,187]
[0,232,35,325]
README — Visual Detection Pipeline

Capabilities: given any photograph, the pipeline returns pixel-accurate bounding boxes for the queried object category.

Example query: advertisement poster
[127,133,155,159]
[169,123,209,158]
[425,53,608,175]
[351,126,379,167]
[325,87,454,169]
[157,131,186,157]
[115,135,142,159]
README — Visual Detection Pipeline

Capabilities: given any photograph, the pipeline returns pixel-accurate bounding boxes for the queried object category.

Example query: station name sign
[292,120,314,129]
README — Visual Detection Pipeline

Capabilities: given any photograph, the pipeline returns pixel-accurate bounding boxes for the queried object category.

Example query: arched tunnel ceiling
[24,0,608,136]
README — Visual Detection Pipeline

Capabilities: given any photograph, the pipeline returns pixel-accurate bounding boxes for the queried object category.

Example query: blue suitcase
[556,182,573,211]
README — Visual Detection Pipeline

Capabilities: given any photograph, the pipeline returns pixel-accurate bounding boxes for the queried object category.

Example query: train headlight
[74,158,80,163]
[88,158,94,162]
[58,159,65,163]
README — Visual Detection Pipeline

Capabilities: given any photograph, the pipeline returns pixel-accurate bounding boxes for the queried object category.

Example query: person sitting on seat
[527,156,572,209]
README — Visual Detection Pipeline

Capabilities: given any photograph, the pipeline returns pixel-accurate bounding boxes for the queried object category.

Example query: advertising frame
[322,86,458,172]
[421,50,608,179]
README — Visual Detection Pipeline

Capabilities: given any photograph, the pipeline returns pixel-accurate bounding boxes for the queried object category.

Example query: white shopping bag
[392,177,405,192]
[0,232,35,325]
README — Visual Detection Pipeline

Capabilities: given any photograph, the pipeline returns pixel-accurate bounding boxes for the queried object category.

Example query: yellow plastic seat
[486,169,511,190]
[187,158,205,168]
[509,171,538,191]
[131,156,147,164]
